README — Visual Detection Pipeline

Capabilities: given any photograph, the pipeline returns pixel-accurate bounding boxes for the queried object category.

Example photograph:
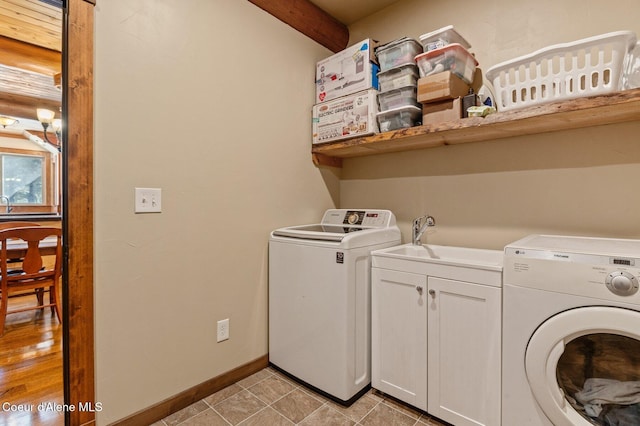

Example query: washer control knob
[347,212,360,225]
[606,271,639,296]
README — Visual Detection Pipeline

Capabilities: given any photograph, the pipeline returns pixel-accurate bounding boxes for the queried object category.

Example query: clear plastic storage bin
[624,41,640,89]
[377,86,420,111]
[485,31,637,111]
[377,64,420,92]
[419,25,471,52]
[377,105,422,132]
[414,43,478,83]
[377,38,423,71]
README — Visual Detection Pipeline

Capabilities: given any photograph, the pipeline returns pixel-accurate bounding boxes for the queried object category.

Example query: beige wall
[343,0,640,249]
[94,1,338,423]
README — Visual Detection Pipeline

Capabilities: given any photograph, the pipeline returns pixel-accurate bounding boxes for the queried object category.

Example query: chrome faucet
[412,215,435,245]
[0,195,12,213]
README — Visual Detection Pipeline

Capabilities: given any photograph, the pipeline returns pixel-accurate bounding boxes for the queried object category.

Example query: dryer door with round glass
[525,306,640,426]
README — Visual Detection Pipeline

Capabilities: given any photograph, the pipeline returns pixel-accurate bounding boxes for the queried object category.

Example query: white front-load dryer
[503,235,640,426]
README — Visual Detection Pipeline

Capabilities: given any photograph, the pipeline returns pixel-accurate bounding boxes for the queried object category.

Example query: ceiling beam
[0,35,62,75]
[247,0,349,53]
[0,92,61,121]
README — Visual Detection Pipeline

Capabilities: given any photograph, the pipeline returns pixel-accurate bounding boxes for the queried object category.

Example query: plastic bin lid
[378,84,418,95]
[377,63,419,77]
[376,104,422,118]
[376,37,422,54]
[419,25,471,49]
[414,43,478,66]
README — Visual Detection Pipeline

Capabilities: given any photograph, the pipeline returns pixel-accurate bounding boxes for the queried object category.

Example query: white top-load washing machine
[503,234,640,426]
[269,209,401,404]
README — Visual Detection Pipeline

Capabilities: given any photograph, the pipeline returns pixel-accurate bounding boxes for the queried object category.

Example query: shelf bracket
[312,153,342,168]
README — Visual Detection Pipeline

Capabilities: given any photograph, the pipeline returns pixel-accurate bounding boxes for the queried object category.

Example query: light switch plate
[135,187,162,213]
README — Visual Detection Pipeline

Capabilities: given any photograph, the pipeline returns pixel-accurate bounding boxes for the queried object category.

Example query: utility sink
[372,243,503,272]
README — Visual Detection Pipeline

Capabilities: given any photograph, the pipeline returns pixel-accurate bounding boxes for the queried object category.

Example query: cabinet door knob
[416,286,423,295]
[428,289,436,297]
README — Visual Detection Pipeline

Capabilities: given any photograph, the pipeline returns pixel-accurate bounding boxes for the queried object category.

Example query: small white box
[316,39,379,103]
[312,89,378,144]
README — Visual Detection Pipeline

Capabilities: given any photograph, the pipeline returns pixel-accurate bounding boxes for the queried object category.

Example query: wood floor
[0,294,64,425]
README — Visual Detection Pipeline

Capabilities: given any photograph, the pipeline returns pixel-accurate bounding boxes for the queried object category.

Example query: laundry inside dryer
[558,333,640,425]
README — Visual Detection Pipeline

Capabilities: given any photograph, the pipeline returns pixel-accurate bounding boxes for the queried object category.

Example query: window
[2,154,44,204]
[0,142,59,214]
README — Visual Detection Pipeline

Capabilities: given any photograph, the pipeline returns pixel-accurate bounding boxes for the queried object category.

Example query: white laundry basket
[486,31,637,112]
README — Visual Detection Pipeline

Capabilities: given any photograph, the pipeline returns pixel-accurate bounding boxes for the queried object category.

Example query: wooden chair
[0,226,62,336]
[0,222,41,230]
[0,222,41,258]
[0,222,43,300]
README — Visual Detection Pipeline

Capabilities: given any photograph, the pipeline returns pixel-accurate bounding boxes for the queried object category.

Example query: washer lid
[271,209,399,244]
[271,224,367,242]
[525,306,640,426]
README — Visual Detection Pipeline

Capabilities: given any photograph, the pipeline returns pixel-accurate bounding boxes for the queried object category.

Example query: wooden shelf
[312,88,640,167]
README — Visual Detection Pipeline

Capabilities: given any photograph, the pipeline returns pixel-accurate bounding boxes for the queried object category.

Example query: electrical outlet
[134,187,162,213]
[217,318,229,342]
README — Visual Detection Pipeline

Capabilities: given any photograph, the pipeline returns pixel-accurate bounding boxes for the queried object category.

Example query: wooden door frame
[64,0,95,425]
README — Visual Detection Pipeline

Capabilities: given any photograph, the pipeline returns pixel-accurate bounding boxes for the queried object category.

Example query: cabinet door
[371,268,427,410]
[427,277,501,426]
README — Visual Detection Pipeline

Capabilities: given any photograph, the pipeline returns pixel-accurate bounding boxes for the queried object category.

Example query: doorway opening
[0,1,64,425]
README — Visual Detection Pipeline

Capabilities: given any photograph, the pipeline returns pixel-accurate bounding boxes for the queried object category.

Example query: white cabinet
[371,268,427,410]
[427,277,502,426]
[371,243,503,426]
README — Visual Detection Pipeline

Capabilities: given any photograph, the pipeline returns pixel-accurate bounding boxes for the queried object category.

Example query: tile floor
[153,367,449,426]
